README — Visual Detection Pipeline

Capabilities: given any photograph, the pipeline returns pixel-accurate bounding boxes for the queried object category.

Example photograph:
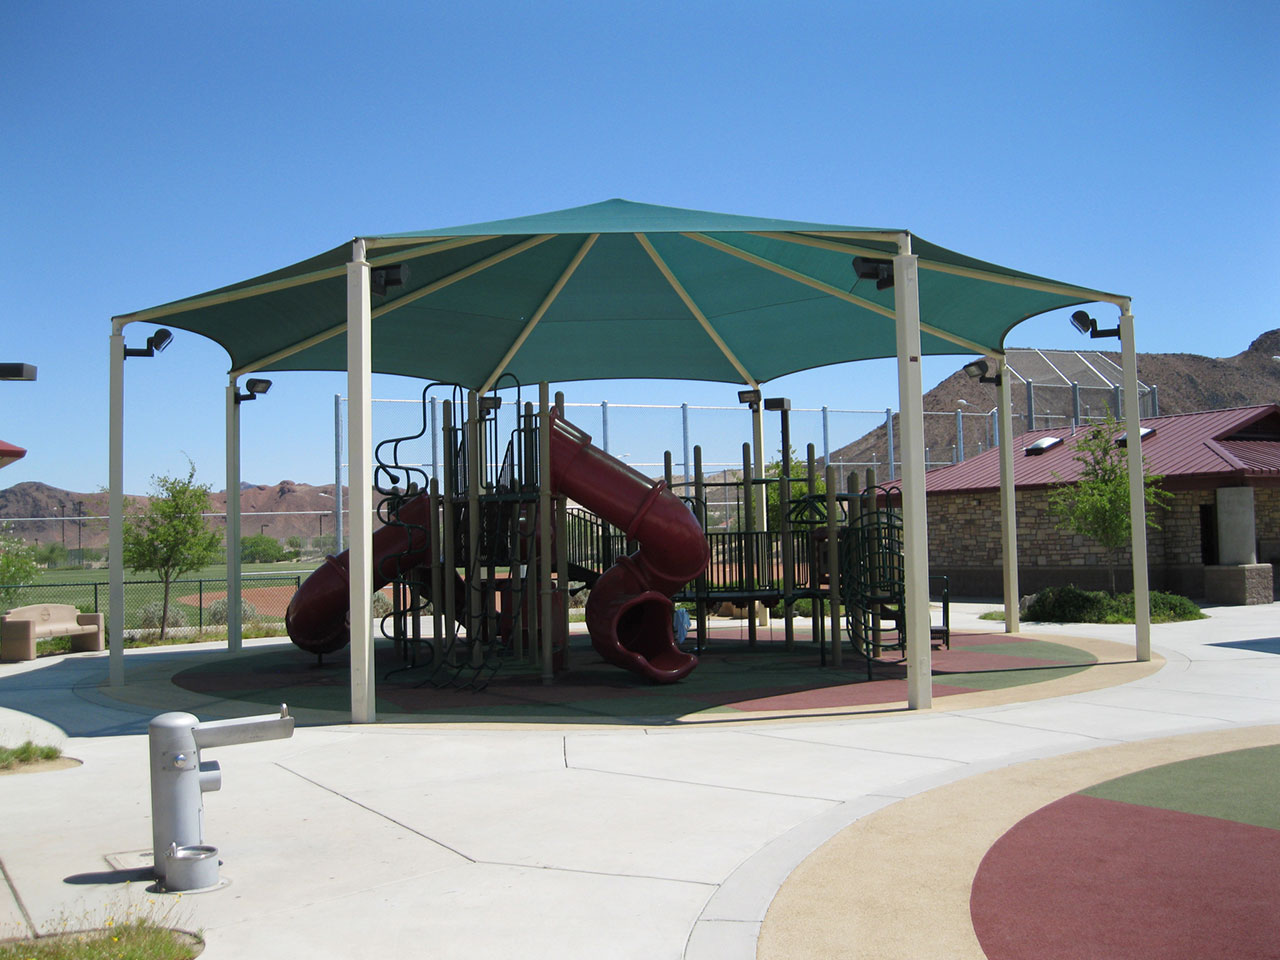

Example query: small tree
[1047,415,1172,594]
[764,447,826,531]
[0,524,38,609]
[123,461,223,641]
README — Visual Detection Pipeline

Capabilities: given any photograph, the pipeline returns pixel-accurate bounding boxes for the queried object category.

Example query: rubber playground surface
[168,621,1101,724]
[760,726,1280,960]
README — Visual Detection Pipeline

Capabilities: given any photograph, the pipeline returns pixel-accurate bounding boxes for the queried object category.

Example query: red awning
[0,440,27,469]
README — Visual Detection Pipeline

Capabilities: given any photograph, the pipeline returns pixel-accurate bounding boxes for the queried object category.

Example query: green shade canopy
[116,199,1125,389]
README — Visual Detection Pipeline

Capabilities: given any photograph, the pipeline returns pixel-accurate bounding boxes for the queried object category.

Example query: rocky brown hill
[0,480,345,550]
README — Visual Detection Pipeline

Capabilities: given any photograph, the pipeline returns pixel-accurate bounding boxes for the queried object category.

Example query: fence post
[1113,383,1123,418]
[955,409,965,461]
[1072,381,1081,426]
[601,400,609,454]
[1150,384,1159,417]
[334,394,344,551]
[1025,379,1035,432]
[821,406,830,462]
[681,402,690,492]
[884,408,895,482]
[430,396,439,483]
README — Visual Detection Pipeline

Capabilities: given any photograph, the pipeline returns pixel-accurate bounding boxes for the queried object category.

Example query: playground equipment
[285,382,946,690]
[286,383,709,685]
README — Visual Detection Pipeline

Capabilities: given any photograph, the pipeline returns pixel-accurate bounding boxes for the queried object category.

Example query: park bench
[1,603,104,661]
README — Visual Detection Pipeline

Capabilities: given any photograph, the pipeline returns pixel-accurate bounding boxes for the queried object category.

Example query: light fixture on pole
[234,378,272,404]
[370,263,409,297]
[1069,310,1120,339]
[737,388,761,410]
[963,358,1002,385]
[851,256,895,290]
[0,363,37,381]
[123,328,173,359]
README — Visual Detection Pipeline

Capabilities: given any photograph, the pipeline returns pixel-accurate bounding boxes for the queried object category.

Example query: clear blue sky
[2,1,1276,497]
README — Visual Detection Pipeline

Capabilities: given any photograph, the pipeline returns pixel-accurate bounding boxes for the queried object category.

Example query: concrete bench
[1,603,104,661]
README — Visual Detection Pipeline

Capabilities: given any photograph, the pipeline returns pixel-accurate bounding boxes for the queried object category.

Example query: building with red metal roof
[884,405,1280,601]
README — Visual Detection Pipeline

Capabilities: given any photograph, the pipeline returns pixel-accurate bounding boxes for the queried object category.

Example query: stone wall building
[889,405,1280,603]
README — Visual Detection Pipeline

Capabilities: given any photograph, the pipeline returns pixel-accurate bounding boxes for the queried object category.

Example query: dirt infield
[176,584,298,613]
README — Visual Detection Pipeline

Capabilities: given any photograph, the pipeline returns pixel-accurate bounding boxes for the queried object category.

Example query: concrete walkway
[1,603,1277,958]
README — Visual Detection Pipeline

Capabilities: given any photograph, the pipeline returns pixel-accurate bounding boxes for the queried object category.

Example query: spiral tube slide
[286,492,439,655]
[548,411,710,683]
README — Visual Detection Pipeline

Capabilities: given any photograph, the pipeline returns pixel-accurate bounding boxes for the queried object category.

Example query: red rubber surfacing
[970,793,1280,959]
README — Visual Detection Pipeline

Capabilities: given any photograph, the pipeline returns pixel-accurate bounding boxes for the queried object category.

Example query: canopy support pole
[347,240,376,723]
[751,403,770,626]
[107,325,125,686]
[893,246,932,710]
[225,378,242,652]
[997,359,1020,632]
[1120,306,1151,661]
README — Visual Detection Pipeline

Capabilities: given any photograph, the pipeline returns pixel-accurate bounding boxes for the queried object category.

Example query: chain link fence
[0,574,300,640]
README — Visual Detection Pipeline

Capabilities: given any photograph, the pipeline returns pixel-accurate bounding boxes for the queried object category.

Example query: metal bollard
[148,704,295,889]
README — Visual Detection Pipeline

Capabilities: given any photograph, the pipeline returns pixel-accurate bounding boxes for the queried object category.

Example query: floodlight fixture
[851,256,894,291]
[963,358,1001,385]
[1069,310,1120,339]
[479,395,502,415]
[371,263,409,297]
[123,328,174,359]
[737,388,761,410]
[0,363,36,381]
[235,377,273,404]
[763,397,790,412]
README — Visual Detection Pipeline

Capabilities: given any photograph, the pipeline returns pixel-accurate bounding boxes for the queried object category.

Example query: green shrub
[1025,585,1107,623]
[371,591,393,618]
[241,534,286,563]
[1024,585,1204,624]
[137,601,188,630]
[207,596,259,626]
[770,597,814,617]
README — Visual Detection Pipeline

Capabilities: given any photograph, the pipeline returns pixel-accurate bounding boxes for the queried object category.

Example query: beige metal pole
[442,401,458,664]
[554,390,569,668]
[538,383,554,683]
[466,391,482,667]
[893,246,932,710]
[1120,308,1152,661]
[825,465,841,667]
[108,327,125,686]
[346,239,376,723]
[429,478,443,665]
[752,403,769,627]
[742,443,757,647]
[998,360,1020,632]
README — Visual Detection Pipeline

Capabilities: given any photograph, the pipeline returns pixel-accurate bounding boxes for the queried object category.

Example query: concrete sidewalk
[1,603,1277,959]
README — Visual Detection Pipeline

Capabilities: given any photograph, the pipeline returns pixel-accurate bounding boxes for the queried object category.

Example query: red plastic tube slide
[548,411,709,683]
[285,492,439,656]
